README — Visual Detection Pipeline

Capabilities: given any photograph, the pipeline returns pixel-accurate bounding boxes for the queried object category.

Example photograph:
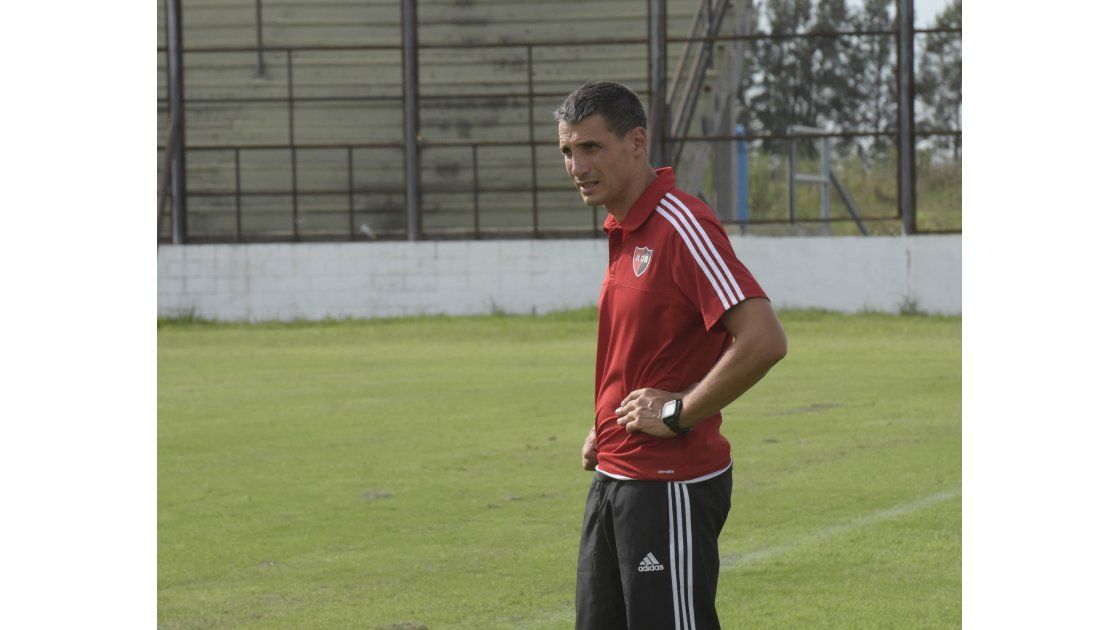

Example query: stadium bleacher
[157,0,716,241]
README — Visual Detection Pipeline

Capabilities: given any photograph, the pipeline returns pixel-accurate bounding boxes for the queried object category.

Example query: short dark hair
[553,80,648,138]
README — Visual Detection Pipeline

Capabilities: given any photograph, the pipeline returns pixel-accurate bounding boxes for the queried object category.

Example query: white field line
[721,487,962,571]
[517,488,959,629]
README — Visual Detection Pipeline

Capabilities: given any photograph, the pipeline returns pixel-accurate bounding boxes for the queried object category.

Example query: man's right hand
[581,426,598,471]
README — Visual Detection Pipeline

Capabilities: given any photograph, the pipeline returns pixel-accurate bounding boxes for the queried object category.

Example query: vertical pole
[648,0,667,167]
[736,124,749,223]
[402,0,421,241]
[897,0,917,234]
[787,133,796,224]
[166,0,187,244]
[822,136,831,222]
[527,46,540,236]
[347,146,355,240]
[234,148,243,242]
[254,0,265,75]
[714,134,734,221]
[472,145,480,238]
[287,49,299,240]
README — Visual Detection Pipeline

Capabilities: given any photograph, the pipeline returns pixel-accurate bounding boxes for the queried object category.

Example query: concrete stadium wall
[157,235,961,321]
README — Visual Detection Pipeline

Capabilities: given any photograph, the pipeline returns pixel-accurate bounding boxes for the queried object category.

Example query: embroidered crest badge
[632,247,653,277]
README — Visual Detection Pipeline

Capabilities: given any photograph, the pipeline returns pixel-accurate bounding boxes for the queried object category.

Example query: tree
[854,0,897,159]
[738,0,960,162]
[741,0,883,155]
[808,0,863,153]
[916,0,962,159]
[740,0,815,152]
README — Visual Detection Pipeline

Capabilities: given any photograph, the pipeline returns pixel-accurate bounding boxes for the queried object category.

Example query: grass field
[158,309,961,629]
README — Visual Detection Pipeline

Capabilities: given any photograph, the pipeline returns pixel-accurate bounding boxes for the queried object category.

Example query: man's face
[557,114,641,210]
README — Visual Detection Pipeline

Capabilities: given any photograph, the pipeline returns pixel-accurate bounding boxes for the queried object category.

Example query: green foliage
[917,0,963,158]
[159,310,960,628]
[856,0,898,157]
[739,0,962,161]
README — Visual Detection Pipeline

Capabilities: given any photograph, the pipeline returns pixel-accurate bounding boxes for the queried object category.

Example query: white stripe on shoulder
[664,192,746,302]
[655,204,730,310]
[657,199,736,303]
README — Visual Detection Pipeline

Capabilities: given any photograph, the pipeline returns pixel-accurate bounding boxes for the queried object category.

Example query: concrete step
[160,0,696,48]
[174,189,598,240]
[175,142,574,193]
[163,98,594,146]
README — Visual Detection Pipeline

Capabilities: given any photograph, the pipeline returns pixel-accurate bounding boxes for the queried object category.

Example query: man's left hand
[614,388,681,438]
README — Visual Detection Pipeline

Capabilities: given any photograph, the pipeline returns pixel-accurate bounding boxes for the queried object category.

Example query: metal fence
[158,0,961,244]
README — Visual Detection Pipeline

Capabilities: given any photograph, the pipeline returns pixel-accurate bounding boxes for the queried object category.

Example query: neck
[606,167,658,223]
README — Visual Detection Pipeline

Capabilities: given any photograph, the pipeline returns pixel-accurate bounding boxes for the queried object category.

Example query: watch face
[661,399,680,420]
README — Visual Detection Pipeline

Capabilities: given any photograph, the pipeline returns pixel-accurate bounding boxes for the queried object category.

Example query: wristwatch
[660,399,691,435]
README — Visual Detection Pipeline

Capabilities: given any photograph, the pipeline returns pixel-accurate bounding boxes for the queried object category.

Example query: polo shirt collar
[603,167,676,234]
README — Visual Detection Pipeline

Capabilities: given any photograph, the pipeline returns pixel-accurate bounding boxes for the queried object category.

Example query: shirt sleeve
[666,199,768,331]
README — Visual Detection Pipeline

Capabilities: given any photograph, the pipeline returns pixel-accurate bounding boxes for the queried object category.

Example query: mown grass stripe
[722,488,961,570]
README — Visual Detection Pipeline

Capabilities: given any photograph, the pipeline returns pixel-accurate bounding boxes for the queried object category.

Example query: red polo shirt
[594,167,768,482]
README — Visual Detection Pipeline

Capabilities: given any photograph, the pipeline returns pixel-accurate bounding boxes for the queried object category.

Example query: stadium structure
[157,0,960,320]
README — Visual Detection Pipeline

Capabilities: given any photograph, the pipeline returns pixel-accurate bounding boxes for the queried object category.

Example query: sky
[913,0,952,26]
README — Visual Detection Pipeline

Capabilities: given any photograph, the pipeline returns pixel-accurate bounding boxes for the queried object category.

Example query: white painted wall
[157,235,960,321]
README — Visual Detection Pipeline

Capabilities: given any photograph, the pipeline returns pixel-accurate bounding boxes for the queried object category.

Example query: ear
[628,126,648,158]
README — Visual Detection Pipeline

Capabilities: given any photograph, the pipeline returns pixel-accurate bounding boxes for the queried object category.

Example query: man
[555,80,787,629]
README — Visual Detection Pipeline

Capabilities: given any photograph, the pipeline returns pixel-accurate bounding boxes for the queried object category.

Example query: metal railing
[158,1,962,243]
[156,39,650,242]
[156,109,181,231]
[786,125,869,235]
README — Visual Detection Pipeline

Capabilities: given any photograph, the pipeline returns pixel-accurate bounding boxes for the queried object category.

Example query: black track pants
[575,468,733,630]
